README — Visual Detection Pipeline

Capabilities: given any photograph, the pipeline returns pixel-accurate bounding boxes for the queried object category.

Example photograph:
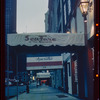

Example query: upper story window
[64,4,67,25]
[68,0,71,15]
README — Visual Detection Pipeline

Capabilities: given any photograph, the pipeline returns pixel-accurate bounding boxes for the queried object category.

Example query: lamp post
[79,0,90,99]
[79,0,89,46]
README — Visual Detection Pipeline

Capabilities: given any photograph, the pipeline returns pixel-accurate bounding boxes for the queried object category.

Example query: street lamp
[79,0,89,45]
[79,1,90,98]
[79,0,89,15]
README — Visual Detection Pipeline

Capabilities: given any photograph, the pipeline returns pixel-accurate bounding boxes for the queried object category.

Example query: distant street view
[4,0,99,100]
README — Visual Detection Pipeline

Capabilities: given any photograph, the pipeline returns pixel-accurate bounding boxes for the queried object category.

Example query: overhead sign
[26,56,63,70]
[7,33,85,46]
[36,72,51,78]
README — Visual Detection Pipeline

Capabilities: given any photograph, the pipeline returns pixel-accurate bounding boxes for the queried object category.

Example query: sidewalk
[9,84,83,100]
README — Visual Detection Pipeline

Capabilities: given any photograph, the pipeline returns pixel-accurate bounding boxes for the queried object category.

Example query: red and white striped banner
[26,56,63,70]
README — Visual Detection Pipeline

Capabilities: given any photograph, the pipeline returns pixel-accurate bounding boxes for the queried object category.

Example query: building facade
[45,0,95,100]
[5,0,17,78]
[5,0,17,34]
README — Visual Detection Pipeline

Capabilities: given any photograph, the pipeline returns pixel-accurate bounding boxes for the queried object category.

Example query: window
[67,63,71,76]
[64,4,67,25]
[68,0,71,15]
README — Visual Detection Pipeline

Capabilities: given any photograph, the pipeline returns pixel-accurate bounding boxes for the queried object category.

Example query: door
[67,63,72,94]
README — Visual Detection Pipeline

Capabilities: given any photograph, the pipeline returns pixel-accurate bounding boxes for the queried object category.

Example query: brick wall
[87,46,94,100]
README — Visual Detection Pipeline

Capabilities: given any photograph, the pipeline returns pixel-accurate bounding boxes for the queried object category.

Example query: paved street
[5,82,37,98]
[9,83,83,100]
[5,85,26,97]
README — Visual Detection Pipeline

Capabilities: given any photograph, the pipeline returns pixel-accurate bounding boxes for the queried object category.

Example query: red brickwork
[87,46,94,99]
[71,57,77,95]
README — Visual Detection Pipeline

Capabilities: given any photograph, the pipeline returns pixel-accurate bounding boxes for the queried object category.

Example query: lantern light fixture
[79,0,89,17]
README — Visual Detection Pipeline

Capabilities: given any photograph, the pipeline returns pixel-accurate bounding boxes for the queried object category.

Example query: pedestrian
[36,79,39,88]
[26,82,29,93]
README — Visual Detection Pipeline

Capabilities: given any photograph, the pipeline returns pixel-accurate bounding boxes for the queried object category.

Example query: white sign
[27,56,62,62]
[36,72,51,78]
[26,56,63,70]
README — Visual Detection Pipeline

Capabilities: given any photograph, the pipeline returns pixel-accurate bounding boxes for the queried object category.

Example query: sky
[17,0,48,33]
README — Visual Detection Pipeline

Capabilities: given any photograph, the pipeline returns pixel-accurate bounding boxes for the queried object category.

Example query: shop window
[67,63,71,76]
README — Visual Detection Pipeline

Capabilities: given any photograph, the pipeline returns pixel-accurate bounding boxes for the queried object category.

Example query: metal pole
[7,45,9,100]
[83,15,89,98]
[16,55,18,100]
[84,15,88,46]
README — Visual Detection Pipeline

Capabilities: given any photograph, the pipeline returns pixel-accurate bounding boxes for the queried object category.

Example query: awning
[7,33,85,47]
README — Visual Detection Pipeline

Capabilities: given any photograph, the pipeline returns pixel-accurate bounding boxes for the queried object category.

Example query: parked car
[19,83,24,86]
[5,81,12,86]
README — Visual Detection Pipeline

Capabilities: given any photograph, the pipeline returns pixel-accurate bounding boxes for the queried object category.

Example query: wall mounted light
[79,0,89,16]
[89,1,93,12]
[79,0,90,45]
[66,29,71,34]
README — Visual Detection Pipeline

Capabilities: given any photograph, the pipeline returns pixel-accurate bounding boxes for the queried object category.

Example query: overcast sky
[17,0,48,33]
